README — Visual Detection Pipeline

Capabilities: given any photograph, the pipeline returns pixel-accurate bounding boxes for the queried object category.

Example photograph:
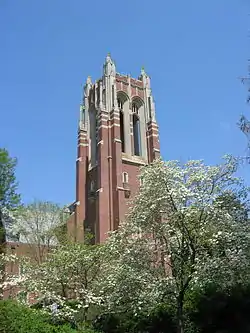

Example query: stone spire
[79,76,92,130]
[140,66,151,89]
[103,53,116,77]
[140,66,146,76]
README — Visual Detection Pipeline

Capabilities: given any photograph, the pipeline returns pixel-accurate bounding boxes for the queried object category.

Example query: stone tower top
[68,56,161,243]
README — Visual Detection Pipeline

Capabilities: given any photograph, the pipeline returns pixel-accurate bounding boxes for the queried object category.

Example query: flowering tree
[18,243,103,327]
[102,156,250,333]
[11,201,67,264]
[0,253,22,299]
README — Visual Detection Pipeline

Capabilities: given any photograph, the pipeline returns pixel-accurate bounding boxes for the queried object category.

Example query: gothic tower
[67,55,160,243]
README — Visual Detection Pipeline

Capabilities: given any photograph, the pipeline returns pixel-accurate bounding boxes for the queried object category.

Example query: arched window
[117,94,126,153]
[120,111,125,152]
[132,103,139,114]
[132,103,141,156]
[122,172,129,184]
[118,98,123,110]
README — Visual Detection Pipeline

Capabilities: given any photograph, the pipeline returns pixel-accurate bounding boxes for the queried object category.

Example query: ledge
[122,153,147,166]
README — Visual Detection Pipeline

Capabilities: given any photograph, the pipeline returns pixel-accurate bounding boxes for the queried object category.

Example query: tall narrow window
[132,103,139,114]
[122,172,129,184]
[148,97,152,119]
[102,89,106,108]
[95,116,98,142]
[120,111,125,152]
[133,111,141,156]
[118,98,123,109]
[95,115,98,164]
[112,85,114,107]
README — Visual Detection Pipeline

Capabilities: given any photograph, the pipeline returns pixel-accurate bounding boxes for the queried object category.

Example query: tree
[0,148,20,250]
[0,252,20,299]
[239,60,250,162]
[102,156,250,333]
[189,283,250,333]
[214,191,249,223]
[17,243,103,329]
[0,148,20,299]
[11,201,67,264]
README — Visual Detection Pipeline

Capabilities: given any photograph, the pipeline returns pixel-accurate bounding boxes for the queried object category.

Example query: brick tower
[67,55,160,243]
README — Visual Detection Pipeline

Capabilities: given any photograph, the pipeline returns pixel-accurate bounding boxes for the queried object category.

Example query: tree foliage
[7,156,250,332]
[100,156,250,333]
[189,284,250,333]
[0,148,20,210]
[0,253,20,299]
[0,148,20,249]
[0,300,96,333]
[17,243,103,328]
[0,148,20,299]
[11,201,67,263]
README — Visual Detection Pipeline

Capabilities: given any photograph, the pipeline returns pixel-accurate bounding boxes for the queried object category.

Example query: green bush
[189,284,250,333]
[93,304,176,333]
[0,300,97,333]
[93,285,250,333]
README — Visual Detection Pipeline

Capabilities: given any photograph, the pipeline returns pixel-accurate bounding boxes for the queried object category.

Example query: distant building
[67,55,160,243]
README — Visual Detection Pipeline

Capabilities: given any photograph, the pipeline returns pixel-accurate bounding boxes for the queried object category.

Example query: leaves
[10,201,67,263]
[100,156,250,331]
[0,300,94,333]
[0,148,20,253]
[7,155,250,332]
[0,148,20,210]
[16,243,104,325]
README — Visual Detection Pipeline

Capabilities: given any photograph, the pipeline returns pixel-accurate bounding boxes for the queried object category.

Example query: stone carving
[104,54,116,77]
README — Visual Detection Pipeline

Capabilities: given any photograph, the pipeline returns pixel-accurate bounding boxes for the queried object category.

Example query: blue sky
[0,0,249,205]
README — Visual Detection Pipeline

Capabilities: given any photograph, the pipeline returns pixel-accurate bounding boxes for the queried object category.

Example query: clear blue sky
[0,0,249,205]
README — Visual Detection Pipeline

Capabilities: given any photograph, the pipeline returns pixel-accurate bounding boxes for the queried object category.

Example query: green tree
[0,148,20,249]
[0,149,20,299]
[189,284,250,333]
[214,191,249,223]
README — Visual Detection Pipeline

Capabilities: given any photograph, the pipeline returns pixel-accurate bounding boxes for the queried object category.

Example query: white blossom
[99,156,250,331]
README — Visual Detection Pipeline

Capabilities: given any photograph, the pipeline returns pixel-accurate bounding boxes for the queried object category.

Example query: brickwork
[67,55,161,243]
[2,242,49,300]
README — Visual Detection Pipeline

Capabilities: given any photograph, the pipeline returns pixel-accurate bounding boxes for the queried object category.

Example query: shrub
[0,300,97,333]
[189,284,250,333]
[93,304,176,333]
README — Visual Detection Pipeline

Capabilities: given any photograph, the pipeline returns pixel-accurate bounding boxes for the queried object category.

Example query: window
[133,112,141,156]
[122,172,129,184]
[118,98,123,110]
[120,111,125,153]
[132,103,139,114]
[90,180,95,193]
[112,85,115,107]
[91,90,95,104]
[148,97,152,119]
[102,89,106,107]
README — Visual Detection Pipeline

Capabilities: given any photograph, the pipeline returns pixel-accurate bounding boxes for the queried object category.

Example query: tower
[67,55,160,243]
